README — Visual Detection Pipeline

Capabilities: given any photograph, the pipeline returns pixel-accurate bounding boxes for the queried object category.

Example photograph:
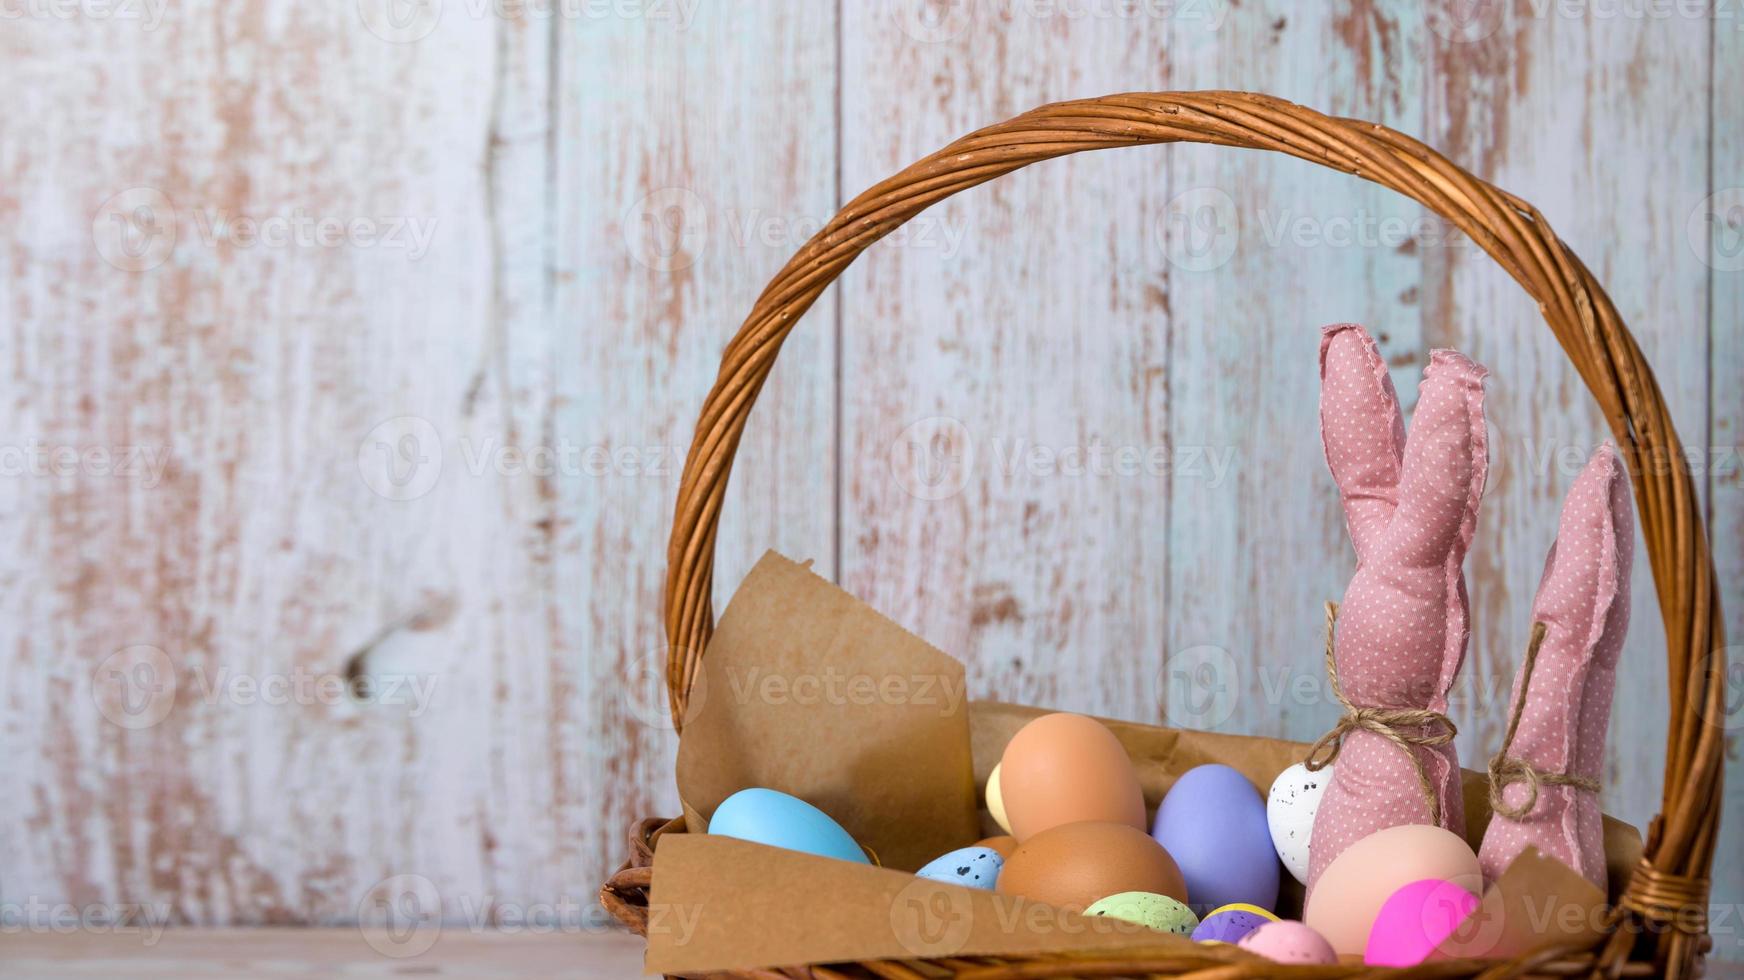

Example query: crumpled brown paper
[647,551,1642,975]
[674,552,981,871]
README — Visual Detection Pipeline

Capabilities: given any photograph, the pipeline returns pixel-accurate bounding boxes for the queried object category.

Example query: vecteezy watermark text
[356,873,702,959]
[358,0,700,43]
[1255,208,1479,251]
[891,0,1227,44]
[623,186,970,272]
[92,646,441,731]
[723,666,968,718]
[0,897,171,946]
[0,0,167,29]
[93,189,438,272]
[1426,0,1744,45]
[186,664,440,717]
[888,416,1236,502]
[188,207,437,260]
[357,416,697,502]
[0,442,170,487]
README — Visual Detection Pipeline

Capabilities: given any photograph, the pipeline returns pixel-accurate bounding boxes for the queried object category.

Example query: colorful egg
[1151,764,1278,912]
[1238,920,1338,965]
[998,714,1145,841]
[996,821,1187,913]
[1364,878,1481,966]
[986,763,1013,835]
[1304,824,1481,955]
[915,846,1003,890]
[1266,761,1330,884]
[1084,892,1199,936]
[707,788,868,864]
[1191,903,1279,944]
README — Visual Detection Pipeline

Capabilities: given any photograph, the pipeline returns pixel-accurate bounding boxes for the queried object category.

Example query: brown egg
[975,835,1017,859]
[999,713,1146,841]
[996,821,1187,913]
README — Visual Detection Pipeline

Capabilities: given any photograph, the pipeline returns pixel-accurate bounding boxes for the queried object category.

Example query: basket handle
[659,91,1723,974]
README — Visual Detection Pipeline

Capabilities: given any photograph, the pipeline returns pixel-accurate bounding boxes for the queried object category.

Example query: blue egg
[914,846,1003,890]
[707,788,869,864]
[1152,764,1279,913]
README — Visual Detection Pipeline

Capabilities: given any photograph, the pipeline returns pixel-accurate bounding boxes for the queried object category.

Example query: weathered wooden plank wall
[0,0,838,927]
[839,2,1180,726]
[550,0,839,909]
[2,2,506,924]
[0,0,1735,951]
[1158,2,1426,768]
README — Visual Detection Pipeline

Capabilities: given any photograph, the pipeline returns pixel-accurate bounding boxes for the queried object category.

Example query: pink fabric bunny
[1478,446,1633,888]
[1306,324,1489,893]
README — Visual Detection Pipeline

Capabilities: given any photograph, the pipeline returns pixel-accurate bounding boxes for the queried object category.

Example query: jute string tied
[1304,601,1459,826]
[1487,620,1601,820]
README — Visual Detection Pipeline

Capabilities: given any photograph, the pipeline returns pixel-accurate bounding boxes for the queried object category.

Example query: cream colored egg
[986,762,1012,835]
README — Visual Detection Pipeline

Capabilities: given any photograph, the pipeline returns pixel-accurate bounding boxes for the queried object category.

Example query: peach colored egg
[998,714,1145,841]
[974,835,1018,859]
[1304,824,1481,955]
[995,821,1187,913]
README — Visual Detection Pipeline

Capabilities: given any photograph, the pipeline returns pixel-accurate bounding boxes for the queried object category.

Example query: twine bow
[1486,621,1600,820]
[1304,601,1459,826]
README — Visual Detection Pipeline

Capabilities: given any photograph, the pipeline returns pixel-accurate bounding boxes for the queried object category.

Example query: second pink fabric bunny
[1478,445,1633,888]
[1306,324,1489,893]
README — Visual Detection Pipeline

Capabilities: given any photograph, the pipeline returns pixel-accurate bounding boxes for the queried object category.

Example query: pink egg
[1364,878,1481,966]
[1237,920,1338,965]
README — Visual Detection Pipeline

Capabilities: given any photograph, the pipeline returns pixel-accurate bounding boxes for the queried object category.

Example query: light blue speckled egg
[915,846,1003,890]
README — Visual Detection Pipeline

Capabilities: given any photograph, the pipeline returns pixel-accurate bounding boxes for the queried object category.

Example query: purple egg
[1191,904,1278,944]
[1152,764,1280,913]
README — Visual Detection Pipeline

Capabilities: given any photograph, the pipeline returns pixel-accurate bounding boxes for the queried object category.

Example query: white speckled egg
[915,846,1003,890]
[1266,762,1330,884]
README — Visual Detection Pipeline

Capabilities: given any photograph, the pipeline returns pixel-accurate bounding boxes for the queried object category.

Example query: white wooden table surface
[0,927,649,979]
[1,929,1741,979]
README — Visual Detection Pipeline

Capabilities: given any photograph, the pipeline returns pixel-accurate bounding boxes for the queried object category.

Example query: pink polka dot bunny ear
[1317,323,1406,563]
[1306,325,1489,897]
[1479,444,1633,890]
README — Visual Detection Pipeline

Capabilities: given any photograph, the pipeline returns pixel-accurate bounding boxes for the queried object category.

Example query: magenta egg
[1364,878,1481,966]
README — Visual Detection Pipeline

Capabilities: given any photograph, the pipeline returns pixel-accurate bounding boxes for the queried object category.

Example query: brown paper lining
[648,552,1642,974]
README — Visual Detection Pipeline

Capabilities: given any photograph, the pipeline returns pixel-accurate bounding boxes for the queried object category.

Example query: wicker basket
[602,91,1725,979]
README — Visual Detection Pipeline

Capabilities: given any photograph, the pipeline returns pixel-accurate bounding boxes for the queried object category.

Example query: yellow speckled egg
[986,762,1013,835]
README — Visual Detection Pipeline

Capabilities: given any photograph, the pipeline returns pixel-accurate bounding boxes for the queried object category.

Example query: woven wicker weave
[603,91,1725,979]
